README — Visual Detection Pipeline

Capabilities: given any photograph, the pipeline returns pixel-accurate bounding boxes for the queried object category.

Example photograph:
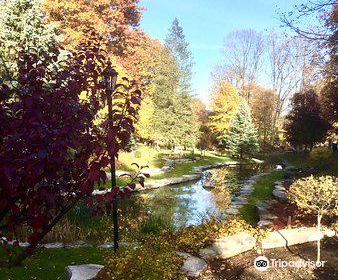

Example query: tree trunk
[317,214,322,263]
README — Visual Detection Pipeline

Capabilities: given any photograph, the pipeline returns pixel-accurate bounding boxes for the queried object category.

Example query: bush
[98,236,183,280]
[139,216,171,236]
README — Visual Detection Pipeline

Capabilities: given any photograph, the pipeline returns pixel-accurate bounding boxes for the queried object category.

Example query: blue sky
[139,0,304,104]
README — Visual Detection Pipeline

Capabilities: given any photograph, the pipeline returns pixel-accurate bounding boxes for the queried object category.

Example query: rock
[211,232,256,259]
[252,158,265,164]
[259,213,278,220]
[65,240,88,249]
[199,247,218,259]
[257,220,274,228]
[325,228,336,237]
[225,207,240,215]
[272,189,288,202]
[181,256,207,277]
[98,241,139,249]
[65,264,104,280]
[261,227,324,249]
[176,252,192,259]
[42,242,64,249]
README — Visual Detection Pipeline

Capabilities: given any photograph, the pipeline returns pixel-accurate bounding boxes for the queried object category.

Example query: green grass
[110,150,236,187]
[0,247,109,280]
[240,171,284,225]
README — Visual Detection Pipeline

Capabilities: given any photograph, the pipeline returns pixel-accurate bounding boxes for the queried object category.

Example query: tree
[148,21,199,149]
[208,81,241,141]
[250,85,279,147]
[43,0,143,56]
[267,32,319,141]
[288,176,338,262]
[284,88,329,151]
[0,37,143,267]
[165,18,194,95]
[220,29,264,102]
[0,0,60,84]
[223,102,259,158]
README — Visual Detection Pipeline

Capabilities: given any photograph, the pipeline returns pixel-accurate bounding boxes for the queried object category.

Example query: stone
[261,227,324,249]
[181,256,207,277]
[42,242,64,249]
[272,189,288,202]
[252,158,264,164]
[259,213,278,220]
[211,232,256,259]
[65,240,88,249]
[257,220,274,228]
[98,241,139,249]
[176,251,192,259]
[199,247,218,259]
[225,207,240,215]
[65,264,104,280]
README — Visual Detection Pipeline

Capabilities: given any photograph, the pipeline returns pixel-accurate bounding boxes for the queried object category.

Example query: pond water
[51,163,272,243]
[134,164,271,228]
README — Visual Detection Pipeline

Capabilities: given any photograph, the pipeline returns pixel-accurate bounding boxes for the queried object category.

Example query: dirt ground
[198,237,338,280]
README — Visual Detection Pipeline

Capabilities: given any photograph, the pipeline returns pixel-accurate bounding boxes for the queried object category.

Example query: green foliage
[139,216,171,236]
[0,0,60,83]
[240,171,284,224]
[224,101,259,158]
[99,236,183,280]
[0,246,108,280]
[165,18,193,95]
[288,175,338,216]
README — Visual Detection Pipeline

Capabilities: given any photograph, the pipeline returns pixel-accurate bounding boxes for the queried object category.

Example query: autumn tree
[223,102,259,158]
[208,81,241,142]
[288,176,338,262]
[43,0,143,55]
[190,98,215,152]
[284,88,329,151]
[250,85,279,147]
[0,0,60,84]
[221,29,264,102]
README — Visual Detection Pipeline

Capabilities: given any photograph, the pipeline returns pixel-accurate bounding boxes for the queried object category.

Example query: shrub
[98,236,183,280]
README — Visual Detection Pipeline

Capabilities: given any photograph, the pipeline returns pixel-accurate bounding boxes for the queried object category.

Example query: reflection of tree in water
[141,185,195,228]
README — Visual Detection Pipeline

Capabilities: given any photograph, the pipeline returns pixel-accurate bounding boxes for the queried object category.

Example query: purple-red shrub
[0,37,142,266]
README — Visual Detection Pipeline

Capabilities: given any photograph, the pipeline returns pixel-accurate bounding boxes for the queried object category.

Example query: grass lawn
[109,145,236,187]
[240,171,284,225]
[0,247,109,280]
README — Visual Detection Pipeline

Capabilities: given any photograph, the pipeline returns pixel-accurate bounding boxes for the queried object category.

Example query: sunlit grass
[0,247,109,280]
[240,171,284,224]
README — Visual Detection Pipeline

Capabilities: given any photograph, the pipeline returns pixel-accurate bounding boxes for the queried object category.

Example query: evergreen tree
[224,102,259,158]
[284,88,329,151]
[0,0,60,83]
[151,18,199,149]
[165,18,193,95]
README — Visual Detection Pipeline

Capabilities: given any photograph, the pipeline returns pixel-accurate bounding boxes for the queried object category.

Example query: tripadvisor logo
[254,256,326,271]
[254,256,269,271]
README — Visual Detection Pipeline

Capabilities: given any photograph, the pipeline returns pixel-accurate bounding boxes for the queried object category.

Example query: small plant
[288,175,338,262]
[98,236,183,280]
[139,216,170,236]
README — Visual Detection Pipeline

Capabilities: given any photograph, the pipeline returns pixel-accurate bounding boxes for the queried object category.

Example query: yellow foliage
[288,175,338,216]
[208,81,241,138]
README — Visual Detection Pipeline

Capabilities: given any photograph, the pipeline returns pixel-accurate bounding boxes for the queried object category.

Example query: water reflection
[136,164,266,228]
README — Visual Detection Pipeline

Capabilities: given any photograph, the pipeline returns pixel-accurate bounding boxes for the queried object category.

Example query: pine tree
[0,0,60,83]
[154,18,199,149]
[224,102,259,158]
[165,18,193,95]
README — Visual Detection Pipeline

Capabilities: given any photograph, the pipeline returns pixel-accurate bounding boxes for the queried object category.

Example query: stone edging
[93,161,241,195]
